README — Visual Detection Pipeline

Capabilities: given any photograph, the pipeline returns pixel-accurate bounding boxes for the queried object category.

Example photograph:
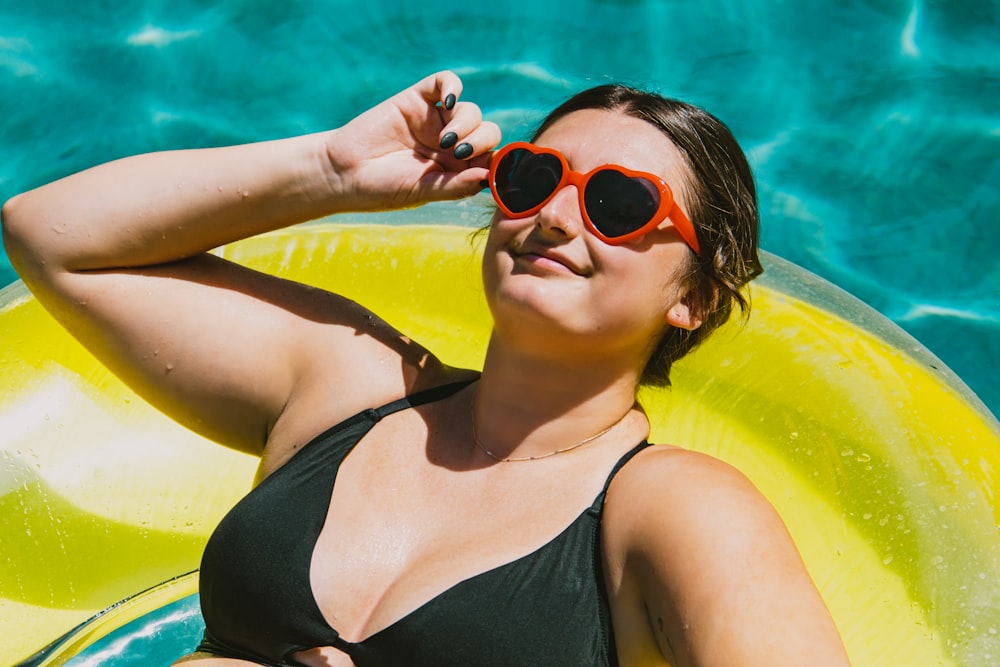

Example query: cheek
[480,217,513,294]
[601,249,688,320]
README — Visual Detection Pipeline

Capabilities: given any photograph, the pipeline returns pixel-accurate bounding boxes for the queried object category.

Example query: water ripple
[126,25,201,48]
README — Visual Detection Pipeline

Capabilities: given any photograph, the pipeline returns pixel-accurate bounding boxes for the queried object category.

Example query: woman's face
[482,108,701,364]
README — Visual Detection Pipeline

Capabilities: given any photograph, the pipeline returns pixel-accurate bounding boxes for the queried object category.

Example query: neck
[472,333,647,461]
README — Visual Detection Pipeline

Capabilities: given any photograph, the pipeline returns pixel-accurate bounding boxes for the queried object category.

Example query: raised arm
[604,447,852,667]
[1,71,500,457]
[4,71,496,276]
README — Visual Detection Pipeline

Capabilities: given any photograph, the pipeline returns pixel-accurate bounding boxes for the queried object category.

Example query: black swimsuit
[197,381,650,666]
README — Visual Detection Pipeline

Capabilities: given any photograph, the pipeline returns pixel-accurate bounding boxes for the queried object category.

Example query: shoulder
[605,445,776,536]
[258,281,472,468]
[603,444,794,574]
[602,445,851,666]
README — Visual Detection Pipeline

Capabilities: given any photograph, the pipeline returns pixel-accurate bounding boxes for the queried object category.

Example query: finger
[413,70,464,110]
[437,101,503,162]
[390,71,467,149]
[437,99,483,142]
[447,121,502,167]
[418,166,492,202]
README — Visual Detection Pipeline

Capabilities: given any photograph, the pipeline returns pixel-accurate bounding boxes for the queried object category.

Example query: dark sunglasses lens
[583,170,660,237]
[495,149,563,213]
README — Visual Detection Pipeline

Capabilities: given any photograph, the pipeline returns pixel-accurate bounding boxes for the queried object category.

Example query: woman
[2,71,850,666]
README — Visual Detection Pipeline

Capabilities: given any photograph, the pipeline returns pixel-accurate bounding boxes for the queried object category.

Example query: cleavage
[305,407,611,643]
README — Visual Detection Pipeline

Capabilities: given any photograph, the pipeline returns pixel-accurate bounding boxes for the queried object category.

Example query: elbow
[1,193,28,271]
[2,192,58,284]
[2,192,22,238]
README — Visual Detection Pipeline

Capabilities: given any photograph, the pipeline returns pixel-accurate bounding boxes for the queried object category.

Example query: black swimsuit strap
[372,378,478,421]
[597,440,653,501]
[374,379,649,504]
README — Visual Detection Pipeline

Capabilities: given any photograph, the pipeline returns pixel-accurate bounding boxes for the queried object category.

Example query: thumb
[418,167,490,202]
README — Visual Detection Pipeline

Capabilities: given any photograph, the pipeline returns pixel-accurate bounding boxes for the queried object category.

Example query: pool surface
[63,596,204,667]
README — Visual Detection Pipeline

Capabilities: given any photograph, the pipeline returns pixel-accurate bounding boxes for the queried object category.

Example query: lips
[512,242,589,276]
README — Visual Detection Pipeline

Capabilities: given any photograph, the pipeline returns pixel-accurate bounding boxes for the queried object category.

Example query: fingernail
[444,93,456,110]
[453,143,473,160]
[439,132,458,149]
[479,179,489,189]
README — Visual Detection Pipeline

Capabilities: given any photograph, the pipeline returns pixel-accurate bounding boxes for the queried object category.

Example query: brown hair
[533,85,763,386]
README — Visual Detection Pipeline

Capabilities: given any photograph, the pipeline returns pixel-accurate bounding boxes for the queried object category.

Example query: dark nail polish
[453,143,473,160]
[439,132,458,149]
[479,179,489,189]
[444,93,456,110]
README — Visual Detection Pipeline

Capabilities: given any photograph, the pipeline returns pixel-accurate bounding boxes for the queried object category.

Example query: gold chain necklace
[470,396,632,462]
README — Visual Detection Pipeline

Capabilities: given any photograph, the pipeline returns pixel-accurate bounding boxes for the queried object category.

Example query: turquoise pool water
[62,596,204,667]
[1,0,997,417]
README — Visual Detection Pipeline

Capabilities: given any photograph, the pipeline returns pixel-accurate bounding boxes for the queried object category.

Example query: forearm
[2,131,339,277]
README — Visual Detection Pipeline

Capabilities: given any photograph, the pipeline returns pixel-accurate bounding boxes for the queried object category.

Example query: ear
[664,288,706,331]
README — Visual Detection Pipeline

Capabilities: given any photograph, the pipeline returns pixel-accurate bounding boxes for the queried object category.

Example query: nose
[534,184,584,240]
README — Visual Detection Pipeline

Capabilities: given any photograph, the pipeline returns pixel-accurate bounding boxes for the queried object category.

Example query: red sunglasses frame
[488,142,701,255]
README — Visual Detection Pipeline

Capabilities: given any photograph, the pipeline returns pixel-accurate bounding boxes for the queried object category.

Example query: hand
[323,71,502,212]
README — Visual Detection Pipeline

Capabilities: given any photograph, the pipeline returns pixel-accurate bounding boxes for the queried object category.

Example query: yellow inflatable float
[2,211,998,666]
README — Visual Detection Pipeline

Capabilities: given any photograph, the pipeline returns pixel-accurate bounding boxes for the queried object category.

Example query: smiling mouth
[511,247,589,276]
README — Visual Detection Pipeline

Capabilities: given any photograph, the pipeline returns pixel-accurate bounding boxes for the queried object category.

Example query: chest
[309,411,616,640]
[199,407,631,665]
